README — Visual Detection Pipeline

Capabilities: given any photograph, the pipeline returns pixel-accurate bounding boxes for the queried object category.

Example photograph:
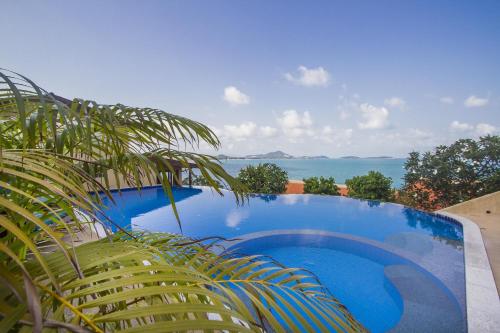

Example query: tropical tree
[0,69,365,332]
[401,136,500,210]
[182,173,223,187]
[345,171,393,201]
[237,163,289,194]
[303,176,339,195]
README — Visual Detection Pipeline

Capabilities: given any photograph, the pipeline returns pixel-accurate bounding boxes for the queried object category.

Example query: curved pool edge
[216,228,438,268]
[217,228,466,330]
[436,211,500,333]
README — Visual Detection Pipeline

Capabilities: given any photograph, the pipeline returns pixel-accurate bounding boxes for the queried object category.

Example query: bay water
[221,158,407,188]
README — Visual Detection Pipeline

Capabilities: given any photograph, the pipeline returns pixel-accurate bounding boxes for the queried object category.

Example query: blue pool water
[264,247,401,330]
[100,186,465,332]
[233,241,404,332]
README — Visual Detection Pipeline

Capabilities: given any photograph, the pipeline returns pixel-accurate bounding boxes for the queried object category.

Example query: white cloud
[317,126,353,146]
[407,128,433,140]
[449,121,497,136]
[284,66,330,87]
[214,123,280,146]
[339,110,350,120]
[277,110,314,141]
[475,123,496,136]
[321,126,333,135]
[221,121,256,141]
[367,128,438,152]
[384,97,406,109]
[450,120,474,131]
[337,93,359,120]
[464,95,488,108]
[358,103,390,130]
[259,126,278,138]
[440,96,454,104]
[223,86,250,106]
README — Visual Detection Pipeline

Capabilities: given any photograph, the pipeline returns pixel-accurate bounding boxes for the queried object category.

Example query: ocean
[221,158,407,188]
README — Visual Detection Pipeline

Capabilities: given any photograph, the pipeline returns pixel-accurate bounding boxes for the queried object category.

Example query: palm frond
[0,68,365,332]
[0,233,365,332]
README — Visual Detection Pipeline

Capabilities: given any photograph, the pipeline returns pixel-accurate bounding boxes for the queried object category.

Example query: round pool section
[223,231,465,333]
[100,186,466,332]
[224,231,405,332]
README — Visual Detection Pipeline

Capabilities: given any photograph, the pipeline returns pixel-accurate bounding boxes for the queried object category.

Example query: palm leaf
[0,68,365,332]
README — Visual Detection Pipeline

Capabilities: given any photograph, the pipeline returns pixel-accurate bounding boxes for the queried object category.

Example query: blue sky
[1,0,499,157]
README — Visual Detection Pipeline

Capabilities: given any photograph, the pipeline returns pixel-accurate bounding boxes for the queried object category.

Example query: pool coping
[436,211,500,333]
[218,229,447,274]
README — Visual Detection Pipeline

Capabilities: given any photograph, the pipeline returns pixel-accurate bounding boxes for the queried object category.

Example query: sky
[1,0,499,157]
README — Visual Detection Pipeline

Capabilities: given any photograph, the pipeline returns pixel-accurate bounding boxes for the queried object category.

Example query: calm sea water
[221,158,407,187]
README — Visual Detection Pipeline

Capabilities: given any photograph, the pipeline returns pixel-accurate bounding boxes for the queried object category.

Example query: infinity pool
[100,186,466,332]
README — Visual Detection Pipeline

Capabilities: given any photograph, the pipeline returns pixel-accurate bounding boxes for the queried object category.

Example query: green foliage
[401,136,500,210]
[346,171,393,201]
[237,163,289,194]
[303,176,339,195]
[0,69,365,332]
[182,173,223,187]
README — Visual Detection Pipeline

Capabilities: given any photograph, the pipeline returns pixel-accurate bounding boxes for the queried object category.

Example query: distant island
[216,150,394,160]
[216,151,329,160]
[216,151,394,160]
[340,156,394,159]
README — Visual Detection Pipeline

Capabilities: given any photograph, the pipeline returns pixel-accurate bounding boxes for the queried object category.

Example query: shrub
[237,163,288,194]
[303,176,339,195]
[182,174,223,187]
[346,171,393,201]
[401,135,500,210]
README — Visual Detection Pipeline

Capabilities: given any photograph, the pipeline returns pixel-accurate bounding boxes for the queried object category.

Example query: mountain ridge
[216,151,395,160]
[216,151,329,160]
